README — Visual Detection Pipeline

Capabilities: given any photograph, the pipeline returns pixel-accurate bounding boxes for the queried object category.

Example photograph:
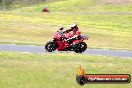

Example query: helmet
[70,23,78,30]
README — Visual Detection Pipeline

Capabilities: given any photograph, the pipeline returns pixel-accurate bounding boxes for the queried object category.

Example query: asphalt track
[0,44,132,58]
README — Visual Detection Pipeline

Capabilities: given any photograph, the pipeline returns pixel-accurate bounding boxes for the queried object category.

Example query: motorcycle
[45,29,89,53]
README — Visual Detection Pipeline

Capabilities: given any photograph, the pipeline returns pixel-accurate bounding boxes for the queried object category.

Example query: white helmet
[70,23,78,30]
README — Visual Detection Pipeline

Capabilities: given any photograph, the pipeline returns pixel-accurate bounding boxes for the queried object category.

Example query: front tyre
[74,42,87,53]
[45,41,58,52]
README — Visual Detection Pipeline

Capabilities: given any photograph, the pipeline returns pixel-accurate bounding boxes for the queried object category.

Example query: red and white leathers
[63,28,81,44]
[64,28,81,39]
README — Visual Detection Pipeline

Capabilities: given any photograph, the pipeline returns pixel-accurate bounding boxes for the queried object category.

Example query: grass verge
[0,12,132,50]
[0,52,132,88]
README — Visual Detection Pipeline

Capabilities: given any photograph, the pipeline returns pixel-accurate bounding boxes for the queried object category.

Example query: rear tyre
[45,41,58,52]
[74,42,87,53]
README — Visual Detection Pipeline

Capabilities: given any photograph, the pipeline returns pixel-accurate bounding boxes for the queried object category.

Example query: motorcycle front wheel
[74,42,87,53]
[45,41,58,52]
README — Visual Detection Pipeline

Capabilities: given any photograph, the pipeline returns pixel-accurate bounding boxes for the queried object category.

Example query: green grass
[0,12,132,50]
[0,52,132,88]
[1,0,132,12]
[17,0,132,12]
[0,0,132,50]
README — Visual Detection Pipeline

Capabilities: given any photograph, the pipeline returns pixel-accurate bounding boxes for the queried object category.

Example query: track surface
[0,44,132,58]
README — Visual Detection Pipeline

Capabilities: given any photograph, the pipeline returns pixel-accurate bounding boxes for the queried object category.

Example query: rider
[64,23,81,43]
[57,23,81,44]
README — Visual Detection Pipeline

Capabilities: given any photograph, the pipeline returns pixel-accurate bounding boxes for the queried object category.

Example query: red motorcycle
[45,29,89,53]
